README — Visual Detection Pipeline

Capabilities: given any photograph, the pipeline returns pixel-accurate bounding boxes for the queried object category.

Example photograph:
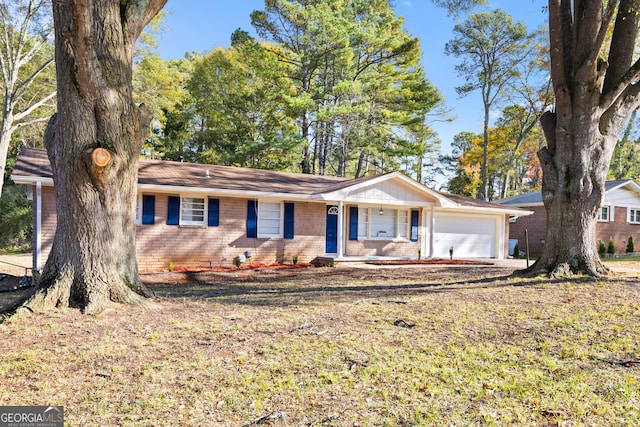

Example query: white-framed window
[135,194,141,224]
[398,210,408,239]
[629,207,640,224]
[598,206,609,221]
[258,201,282,238]
[180,196,206,225]
[358,208,369,239]
[358,208,409,239]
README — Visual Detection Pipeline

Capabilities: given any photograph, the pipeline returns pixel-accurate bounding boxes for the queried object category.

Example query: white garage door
[433,214,497,258]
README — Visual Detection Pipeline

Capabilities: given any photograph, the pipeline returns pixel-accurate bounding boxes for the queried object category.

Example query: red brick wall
[508,206,546,257]
[596,206,640,253]
[34,189,509,270]
[508,205,640,256]
[34,190,330,271]
[135,195,328,271]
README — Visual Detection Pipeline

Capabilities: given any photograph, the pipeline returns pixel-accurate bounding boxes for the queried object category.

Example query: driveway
[0,253,31,277]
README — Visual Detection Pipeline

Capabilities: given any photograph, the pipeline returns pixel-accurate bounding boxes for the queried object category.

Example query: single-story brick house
[12,147,530,272]
[497,180,640,257]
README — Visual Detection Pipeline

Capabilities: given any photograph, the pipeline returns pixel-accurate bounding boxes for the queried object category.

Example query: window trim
[136,194,142,225]
[628,207,640,224]
[179,196,207,226]
[597,205,610,222]
[136,194,155,225]
[356,207,410,240]
[257,200,284,238]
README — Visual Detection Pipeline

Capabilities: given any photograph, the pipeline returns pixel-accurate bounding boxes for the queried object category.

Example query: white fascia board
[10,175,54,186]
[136,183,315,202]
[607,180,640,194]
[437,206,534,216]
[605,180,640,201]
[500,202,544,208]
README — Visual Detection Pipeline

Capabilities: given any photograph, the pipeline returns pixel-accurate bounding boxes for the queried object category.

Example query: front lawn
[0,265,638,426]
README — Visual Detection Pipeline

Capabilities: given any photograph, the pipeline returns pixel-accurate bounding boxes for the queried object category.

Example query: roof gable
[497,179,640,207]
[604,180,640,206]
[317,172,451,206]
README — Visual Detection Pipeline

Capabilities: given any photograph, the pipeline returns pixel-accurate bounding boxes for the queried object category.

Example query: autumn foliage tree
[437,0,640,277]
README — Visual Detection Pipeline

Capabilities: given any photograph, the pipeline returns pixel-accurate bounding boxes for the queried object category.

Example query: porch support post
[337,201,344,258]
[421,208,428,258]
[35,181,42,272]
[429,207,435,258]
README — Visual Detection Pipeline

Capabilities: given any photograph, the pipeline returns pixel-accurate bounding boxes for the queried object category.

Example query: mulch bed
[140,262,314,274]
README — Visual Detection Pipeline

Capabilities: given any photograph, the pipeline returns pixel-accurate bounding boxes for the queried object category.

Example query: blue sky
[156,0,547,164]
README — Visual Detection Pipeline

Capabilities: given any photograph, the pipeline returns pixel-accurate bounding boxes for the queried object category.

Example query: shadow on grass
[145,266,601,307]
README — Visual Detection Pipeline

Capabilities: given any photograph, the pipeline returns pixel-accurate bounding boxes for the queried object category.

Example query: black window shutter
[349,206,358,240]
[167,196,180,225]
[208,198,220,226]
[410,210,419,242]
[141,195,155,225]
[247,200,258,238]
[284,202,294,239]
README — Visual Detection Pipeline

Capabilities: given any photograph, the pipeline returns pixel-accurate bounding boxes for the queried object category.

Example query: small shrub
[607,237,615,255]
[598,240,607,256]
[292,255,298,265]
[512,242,520,259]
[626,236,634,253]
[234,257,242,268]
[168,262,174,272]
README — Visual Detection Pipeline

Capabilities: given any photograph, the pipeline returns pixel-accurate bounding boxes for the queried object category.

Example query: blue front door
[325,205,338,253]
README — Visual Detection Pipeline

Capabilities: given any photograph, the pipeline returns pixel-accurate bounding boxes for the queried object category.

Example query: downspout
[35,181,42,272]
[429,207,435,258]
[337,201,344,259]
[421,208,428,258]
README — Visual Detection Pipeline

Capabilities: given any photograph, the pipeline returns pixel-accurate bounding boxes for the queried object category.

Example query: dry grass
[0,264,638,426]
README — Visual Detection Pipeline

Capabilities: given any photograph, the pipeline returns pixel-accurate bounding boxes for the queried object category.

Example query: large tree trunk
[522,0,640,278]
[21,0,166,313]
[526,111,614,278]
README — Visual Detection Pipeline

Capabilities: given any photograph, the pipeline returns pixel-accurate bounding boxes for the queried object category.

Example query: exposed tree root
[9,267,158,316]
[513,256,610,279]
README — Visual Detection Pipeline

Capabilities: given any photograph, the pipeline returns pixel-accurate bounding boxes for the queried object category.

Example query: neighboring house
[12,147,530,272]
[498,180,640,257]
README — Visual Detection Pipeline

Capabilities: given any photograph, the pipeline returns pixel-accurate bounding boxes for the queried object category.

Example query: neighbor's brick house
[498,180,640,257]
[12,148,530,272]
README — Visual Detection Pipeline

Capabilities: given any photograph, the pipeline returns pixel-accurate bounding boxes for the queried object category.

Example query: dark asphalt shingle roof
[497,180,638,206]
[12,147,528,213]
[13,147,350,195]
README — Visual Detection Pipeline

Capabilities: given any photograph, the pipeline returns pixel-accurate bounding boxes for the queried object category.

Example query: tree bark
[20,0,166,314]
[527,109,612,277]
[521,0,640,278]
